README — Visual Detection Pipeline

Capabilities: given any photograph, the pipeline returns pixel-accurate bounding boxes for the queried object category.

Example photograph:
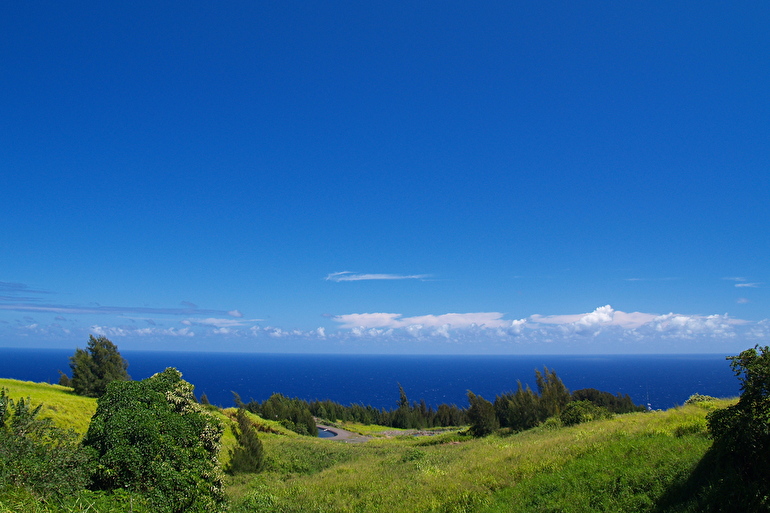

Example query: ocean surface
[0,348,740,410]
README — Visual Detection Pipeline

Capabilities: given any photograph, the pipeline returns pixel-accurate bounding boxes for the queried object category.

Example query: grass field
[226,400,734,513]
[1,378,741,512]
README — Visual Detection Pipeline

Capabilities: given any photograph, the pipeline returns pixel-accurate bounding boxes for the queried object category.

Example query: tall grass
[0,378,96,435]
[227,402,733,513]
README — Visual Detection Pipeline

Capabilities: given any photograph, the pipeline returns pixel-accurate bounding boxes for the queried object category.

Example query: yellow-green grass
[0,378,96,435]
[228,400,736,513]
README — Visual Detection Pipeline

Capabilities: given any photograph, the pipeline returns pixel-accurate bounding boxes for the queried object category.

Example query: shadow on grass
[652,448,769,513]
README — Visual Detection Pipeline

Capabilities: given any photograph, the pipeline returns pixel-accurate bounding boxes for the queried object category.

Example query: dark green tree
[707,345,770,482]
[68,335,130,397]
[495,381,540,431]
[467,391,499,437]
[536,366,571,419]
[226,408,265,474]
[83,368,225,513]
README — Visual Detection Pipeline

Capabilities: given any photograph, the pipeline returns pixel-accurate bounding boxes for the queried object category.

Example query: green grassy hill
[1,378,741,512]
[227,399,734,513]
[0,378,97,435]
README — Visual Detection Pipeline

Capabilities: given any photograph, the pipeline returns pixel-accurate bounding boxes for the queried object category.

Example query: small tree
[226,408,265,474]
[467,391,499,437]
[69,335,130,397]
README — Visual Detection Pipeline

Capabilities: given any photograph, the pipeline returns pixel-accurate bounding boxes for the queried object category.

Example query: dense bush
[707,345,770,486]
[0,388,92,501]
[83,368,225,513]
[572,388,646,413]
[560,399,613,426]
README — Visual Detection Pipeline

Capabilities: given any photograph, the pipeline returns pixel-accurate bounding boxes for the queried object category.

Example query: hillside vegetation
[1,376,748,513]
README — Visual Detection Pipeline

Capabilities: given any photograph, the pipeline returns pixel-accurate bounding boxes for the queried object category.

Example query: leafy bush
[0,388,92,501]
[572,388,646,413]
[560,400,613,426]
[684,393,718,405]
[83,368,226,513]
[707,345,770,486]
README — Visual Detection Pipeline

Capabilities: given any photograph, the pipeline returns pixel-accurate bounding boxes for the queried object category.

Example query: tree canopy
[68,335,130,397]
[707,345,770,482]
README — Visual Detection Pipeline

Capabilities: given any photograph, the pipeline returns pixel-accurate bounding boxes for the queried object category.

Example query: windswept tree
[68,335,130,397]
[467,391,499,437]
[226,408,265,474]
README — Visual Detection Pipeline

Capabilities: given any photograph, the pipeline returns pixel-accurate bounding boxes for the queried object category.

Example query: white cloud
[228,309,244,318]
[325,271,429,282]
[735,282,761,288]
[333,312,507,329]
[737,298,750,304]
[182,317,262,328]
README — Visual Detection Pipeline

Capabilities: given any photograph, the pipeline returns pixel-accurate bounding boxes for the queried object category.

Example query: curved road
[316,424,370,443]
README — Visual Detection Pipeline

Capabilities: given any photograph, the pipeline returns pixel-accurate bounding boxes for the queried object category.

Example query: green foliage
[707,345,770,487]
[684,393,718,405]
[0,389,92,502]
[246,393,318,436]
[226,408,265,474]
[495,381,540,431]
[0,378,97,436]
[560,399,613,426]
[83,368,226,513]
[467,390,499,437]
[572,388,646,413]
[68,335,130,397]
[495,367,571,432]
[535,366,571,418]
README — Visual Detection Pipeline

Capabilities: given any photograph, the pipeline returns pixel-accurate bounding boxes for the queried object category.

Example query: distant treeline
[232,367,646,435]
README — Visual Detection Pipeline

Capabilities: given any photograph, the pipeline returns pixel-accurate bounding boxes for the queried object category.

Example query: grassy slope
[1,378,739,513]
[0,378,96,435]
[228,400,735,513]
[0,378,290,468]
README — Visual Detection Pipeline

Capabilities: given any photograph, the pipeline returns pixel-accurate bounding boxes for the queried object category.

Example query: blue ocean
[0,348,740,410]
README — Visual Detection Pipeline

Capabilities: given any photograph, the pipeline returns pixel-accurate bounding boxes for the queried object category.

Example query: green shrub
[560,400,613,426]
[684,393,717,405]
[83,368,226,513]
[0,388,92,502]
[707,346,770,481]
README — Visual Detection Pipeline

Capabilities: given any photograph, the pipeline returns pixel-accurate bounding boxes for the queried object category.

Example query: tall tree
[69,335,130,397]
[467,391,499,437]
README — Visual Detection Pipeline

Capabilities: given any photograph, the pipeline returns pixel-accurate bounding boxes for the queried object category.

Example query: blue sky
[1,2,768,354]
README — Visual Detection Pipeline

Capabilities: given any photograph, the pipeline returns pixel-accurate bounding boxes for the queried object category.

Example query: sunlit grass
[0,378,96,435]
[227,400,736,513]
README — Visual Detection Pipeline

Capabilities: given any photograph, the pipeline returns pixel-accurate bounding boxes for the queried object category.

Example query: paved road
[316,424,370,443]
